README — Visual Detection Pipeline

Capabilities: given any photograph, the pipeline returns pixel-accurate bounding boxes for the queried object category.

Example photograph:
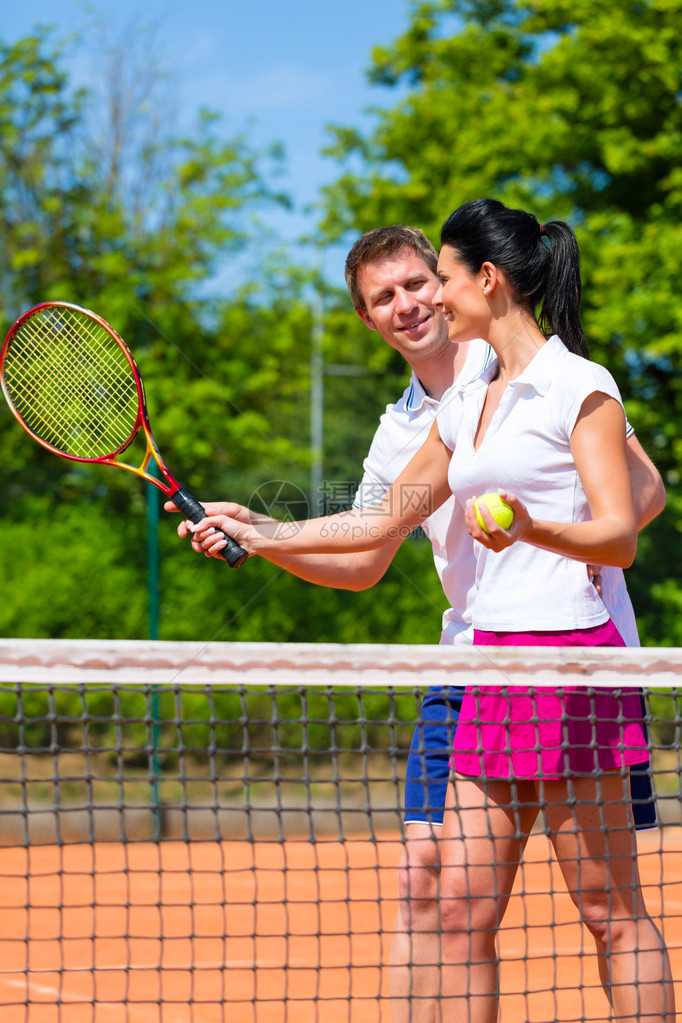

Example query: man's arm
[626,433,666,529]
[252,538,403,590]
[166,499,404,590]
[226,501,404,589]
[169,390,434,588]
[586,434,665,592]
[181,421,453,560]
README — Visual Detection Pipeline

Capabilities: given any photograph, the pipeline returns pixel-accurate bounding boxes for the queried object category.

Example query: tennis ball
[474,492,514,533]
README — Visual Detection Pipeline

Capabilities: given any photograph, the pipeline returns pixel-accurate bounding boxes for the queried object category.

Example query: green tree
[0,28,310,639]
[321,0,682,643]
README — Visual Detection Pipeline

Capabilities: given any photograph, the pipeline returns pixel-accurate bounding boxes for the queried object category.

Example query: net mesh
[0,640,679,1023]
[1,305,139,458]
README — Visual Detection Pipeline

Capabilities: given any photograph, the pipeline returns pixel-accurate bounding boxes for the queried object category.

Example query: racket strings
[3,307,140,459]
[28,324,135,450]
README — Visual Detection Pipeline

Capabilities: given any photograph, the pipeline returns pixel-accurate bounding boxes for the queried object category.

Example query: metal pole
[146,465,162,840]
[310,260,325,516]
[147,472,160,641]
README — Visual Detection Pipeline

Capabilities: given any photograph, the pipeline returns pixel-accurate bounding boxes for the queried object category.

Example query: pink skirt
[452,620,649,780]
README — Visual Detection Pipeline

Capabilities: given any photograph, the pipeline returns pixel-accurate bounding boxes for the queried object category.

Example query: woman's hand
[464,491,531,551]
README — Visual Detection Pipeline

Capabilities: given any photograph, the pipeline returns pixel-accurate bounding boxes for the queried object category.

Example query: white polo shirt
[600,566,639,646]
[354,339,494,644]
[438,335,633,633]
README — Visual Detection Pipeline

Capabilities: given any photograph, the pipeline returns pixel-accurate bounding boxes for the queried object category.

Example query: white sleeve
[353,400,438,509]
[435,387,464,451]
[353,415,397,508]
[561,361,624,437]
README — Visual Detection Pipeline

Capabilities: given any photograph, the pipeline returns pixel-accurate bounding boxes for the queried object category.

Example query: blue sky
[2,0,413,284]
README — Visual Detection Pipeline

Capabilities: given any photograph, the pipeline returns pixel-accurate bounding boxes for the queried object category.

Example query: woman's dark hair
[440,199,588,358]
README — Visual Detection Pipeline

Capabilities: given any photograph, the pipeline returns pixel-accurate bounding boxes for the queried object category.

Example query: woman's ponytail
[538,221,587,358]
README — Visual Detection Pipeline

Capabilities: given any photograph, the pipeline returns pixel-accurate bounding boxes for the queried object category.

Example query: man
[168,225,665,1022]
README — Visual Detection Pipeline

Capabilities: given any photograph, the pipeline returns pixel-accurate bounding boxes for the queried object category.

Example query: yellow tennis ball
[474,492,514,533]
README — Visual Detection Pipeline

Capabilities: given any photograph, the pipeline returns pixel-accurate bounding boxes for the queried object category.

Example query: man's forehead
[359,248,435,294]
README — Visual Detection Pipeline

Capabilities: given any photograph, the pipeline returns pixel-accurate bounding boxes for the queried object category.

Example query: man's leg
[391,823,444,1023]
[631,694,657,831]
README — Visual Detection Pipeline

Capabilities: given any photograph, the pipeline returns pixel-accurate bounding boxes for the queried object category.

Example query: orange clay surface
[0,828,680,1023]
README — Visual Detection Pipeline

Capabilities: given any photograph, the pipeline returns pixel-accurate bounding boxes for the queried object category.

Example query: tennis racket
[0,301,249,568]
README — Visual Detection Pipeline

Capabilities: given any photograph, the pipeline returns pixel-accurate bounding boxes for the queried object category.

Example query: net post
[146,463,163,840]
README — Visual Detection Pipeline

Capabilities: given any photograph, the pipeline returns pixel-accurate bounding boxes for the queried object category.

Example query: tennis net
[0,639,680,1022]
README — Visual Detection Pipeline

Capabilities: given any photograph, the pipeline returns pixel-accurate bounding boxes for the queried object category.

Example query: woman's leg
[436,773,539,1023]
[545,772,675,1023]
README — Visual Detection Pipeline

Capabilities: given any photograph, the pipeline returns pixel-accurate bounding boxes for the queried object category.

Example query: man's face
[355,247,450,362]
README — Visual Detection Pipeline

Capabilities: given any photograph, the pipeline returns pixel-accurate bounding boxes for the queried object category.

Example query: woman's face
[434,245,492,343]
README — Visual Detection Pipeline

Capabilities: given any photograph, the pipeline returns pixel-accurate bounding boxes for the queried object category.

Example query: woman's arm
[188,420,453,560]
[468,393,638,568]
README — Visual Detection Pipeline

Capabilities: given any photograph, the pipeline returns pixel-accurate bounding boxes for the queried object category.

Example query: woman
[181,199,674,1022]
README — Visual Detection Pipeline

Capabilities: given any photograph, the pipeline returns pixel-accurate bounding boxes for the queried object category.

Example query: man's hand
[587,564,603,597]
[164,499,276,557]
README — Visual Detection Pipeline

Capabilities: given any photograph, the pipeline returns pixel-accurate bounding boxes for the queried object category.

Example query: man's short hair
[345,226,439,312]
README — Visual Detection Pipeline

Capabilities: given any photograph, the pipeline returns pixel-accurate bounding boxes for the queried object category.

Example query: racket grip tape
[171,488,249,569]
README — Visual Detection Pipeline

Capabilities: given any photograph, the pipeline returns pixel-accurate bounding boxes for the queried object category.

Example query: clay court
[1,827,680,1023]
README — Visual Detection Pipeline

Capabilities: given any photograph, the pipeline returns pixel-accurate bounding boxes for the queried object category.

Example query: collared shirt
[438,335,630,632]
[354,339,493,644]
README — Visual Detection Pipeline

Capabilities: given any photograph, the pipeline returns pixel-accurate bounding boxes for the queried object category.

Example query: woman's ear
[480,261,498,296]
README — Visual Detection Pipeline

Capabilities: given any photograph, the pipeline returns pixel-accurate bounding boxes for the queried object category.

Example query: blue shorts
[404,686,464,826]
[404,687,657,830]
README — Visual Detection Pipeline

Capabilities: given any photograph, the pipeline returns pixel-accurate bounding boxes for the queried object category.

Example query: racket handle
[171,488,249,569]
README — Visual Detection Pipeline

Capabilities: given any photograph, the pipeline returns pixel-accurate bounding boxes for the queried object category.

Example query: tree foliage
[321,0,682,643]
[0,29,304,495]
[0,26,438,644]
